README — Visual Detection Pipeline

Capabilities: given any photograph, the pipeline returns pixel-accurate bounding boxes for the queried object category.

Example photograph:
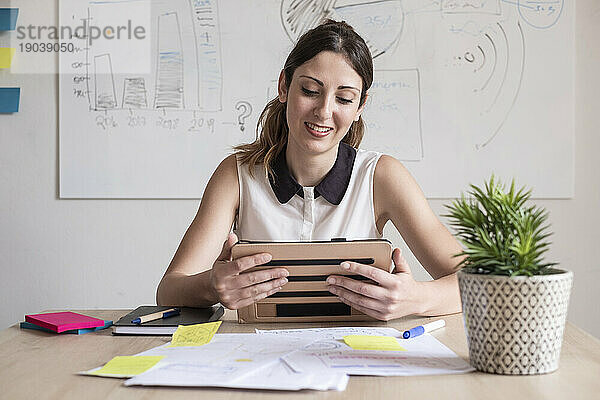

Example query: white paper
[256,326,404,339]
[279,332,474,376]
[126,359,348,391]
[123,333,346,390]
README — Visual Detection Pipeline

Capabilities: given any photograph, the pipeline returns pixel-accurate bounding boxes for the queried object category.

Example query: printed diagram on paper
[125,333,317,384]
[257,326,474,376]
[123,327,472,389]
[122,333,348,391]
[283,334,474,376]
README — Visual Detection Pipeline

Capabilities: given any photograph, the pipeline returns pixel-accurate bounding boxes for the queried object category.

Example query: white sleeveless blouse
[234,147,383,241]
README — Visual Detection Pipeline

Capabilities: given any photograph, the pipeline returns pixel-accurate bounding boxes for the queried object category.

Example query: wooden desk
[0,310,598,399]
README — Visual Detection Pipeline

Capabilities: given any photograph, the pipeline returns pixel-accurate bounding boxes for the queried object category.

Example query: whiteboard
[59,0,573,198]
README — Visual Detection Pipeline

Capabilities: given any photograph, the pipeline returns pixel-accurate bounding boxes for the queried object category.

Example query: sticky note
[168,321,222,347]
[0,88,20,113]
[20,320,112,334]
[0,48,15,68]
[25,311,104,333]
[343,335,406,351]
[0,8,18,31]
[90,356,165,377]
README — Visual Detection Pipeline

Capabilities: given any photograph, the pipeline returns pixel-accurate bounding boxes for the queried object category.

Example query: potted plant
[444,176,573,375]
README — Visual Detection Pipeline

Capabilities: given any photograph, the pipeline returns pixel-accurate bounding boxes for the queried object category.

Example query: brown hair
[234,19,373,178]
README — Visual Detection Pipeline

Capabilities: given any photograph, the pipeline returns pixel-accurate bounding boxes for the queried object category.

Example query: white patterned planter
[457,269,573,375]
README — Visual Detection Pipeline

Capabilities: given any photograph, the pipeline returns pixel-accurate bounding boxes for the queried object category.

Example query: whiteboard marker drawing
[57,0,573,199]
[122,78,148,109]
[235,101,253,132]
[94,54,117,110]
[154,12,185,109]
[281,0,405,58]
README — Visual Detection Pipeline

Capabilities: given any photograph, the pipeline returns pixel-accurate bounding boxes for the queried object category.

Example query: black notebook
[112,305,224,335]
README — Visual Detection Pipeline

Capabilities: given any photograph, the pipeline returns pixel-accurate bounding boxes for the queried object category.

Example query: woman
[156,20,463,321]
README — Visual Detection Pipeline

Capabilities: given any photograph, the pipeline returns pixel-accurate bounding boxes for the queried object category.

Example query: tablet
[231,239,393,323]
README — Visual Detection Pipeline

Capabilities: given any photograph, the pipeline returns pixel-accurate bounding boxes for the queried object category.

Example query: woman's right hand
[209,233,289,309]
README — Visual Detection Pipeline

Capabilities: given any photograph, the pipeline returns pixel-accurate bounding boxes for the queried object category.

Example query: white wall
[1,0,599,338]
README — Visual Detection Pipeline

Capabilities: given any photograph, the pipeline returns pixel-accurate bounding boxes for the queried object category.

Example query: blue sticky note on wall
[0,88,20,113]
[0,8,19,31]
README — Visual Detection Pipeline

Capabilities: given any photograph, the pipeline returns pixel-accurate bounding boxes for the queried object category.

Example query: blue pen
[402,319,445,339]
[131,308,180,324]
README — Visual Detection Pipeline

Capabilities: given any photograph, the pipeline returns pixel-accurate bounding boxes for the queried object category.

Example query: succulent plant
[444,176,556,276]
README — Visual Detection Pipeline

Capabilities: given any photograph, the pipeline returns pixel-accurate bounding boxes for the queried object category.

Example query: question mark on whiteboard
[235,101,252,132]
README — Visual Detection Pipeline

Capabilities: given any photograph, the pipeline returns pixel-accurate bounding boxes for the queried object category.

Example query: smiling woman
[283,51,365,162]
[156,20,465,322]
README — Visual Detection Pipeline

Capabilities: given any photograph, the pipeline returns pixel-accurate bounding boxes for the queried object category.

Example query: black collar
[268,142,357,205]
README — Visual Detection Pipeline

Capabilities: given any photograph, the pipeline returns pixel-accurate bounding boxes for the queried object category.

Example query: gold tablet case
[232,239,393,323]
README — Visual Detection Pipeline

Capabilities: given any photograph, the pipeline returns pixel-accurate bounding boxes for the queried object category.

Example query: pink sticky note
[25,312,105,333]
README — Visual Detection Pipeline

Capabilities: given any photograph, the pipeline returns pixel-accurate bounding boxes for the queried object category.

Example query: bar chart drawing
[153,12,185,109]
[122,78,148,109]
[94,54,117,110]
[189,0,223,111]
[80,0,222,112]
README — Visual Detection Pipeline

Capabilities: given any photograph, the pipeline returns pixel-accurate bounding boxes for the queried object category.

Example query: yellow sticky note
[343,335,406,351]
[90,356,165,377]
[168,321,222,347]
[0,48,15,69]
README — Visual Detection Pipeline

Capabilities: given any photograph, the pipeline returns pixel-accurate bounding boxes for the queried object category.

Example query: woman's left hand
[326,248,423,321]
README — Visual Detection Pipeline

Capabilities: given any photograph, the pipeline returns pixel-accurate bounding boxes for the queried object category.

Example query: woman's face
[278,51,366,157]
